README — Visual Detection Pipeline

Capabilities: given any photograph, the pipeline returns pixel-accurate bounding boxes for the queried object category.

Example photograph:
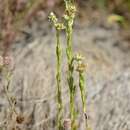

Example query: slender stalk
[75,54,89,129]
[49,12,65,130]
[3,67,18,115]
[66,25,76,130]
[79,72,86,113]
[3,72,17,115]
[70,88,76,130]
[77,60,92,130]
[56,29,63,130]
[64,1,77,129]
[79,71,89,129]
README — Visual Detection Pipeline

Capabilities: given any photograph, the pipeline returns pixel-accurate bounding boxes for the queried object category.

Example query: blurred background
[0,0,130,130]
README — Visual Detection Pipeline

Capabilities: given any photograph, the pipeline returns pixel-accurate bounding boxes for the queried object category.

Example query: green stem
[66,17,76,130]
[79,72,89,129]
[56,29,63,130]
[70,90,77,130]
[79,72,86,113]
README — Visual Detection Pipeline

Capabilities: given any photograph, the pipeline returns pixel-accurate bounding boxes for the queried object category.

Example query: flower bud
[76,62,86,73]
[48,12,58,25]
[75,53,85,61]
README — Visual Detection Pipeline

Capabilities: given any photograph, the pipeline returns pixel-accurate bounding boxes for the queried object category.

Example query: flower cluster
[75,54,86,73]
[49,12,65,30]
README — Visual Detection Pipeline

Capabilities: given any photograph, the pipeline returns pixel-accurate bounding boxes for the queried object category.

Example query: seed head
[75,53,85,61]
[76,62,86,73]
[64,4,76,20]
[55,23,65,30]
[48,12,58,25]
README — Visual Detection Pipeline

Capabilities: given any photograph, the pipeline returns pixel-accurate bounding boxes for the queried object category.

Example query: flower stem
[79,72,86,113]
[56,29,63,130]
[65,10,77,130]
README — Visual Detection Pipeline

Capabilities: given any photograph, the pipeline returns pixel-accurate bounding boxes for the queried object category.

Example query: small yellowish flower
[48,12,58,25]
[76,62,86,73]
[75,53,85,61]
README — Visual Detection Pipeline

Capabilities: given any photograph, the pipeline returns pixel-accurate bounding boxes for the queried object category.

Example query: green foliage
[49,1,89,130]
[64,1,77,130]
[49,12,64,130]
[76,54,86,113]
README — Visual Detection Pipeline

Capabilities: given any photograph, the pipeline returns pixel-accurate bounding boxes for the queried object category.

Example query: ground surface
[0,21,130,130]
